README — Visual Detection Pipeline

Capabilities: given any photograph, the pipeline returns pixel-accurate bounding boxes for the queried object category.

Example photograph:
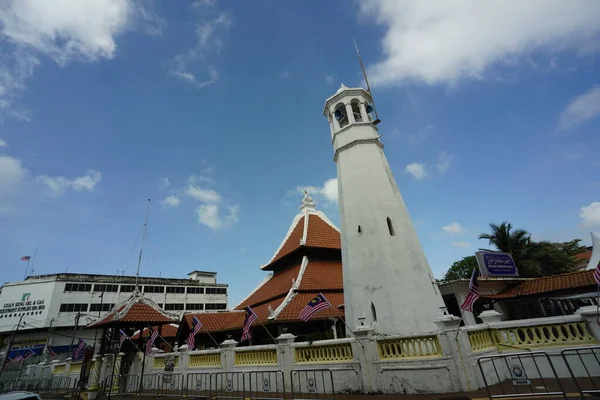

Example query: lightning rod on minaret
[353,38,381,125]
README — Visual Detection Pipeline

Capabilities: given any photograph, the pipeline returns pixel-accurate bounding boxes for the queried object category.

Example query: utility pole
[91,292,104,355]
[68,312,81,359]
[0,315,25,380]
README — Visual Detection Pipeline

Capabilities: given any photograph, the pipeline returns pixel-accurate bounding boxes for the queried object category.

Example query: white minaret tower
[324,84,444,335]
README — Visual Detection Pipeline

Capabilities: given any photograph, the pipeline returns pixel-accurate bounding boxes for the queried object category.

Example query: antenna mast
[135,199,151,290]
[353,38,381,125]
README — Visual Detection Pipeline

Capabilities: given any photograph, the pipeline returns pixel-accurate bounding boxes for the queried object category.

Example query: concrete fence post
[87,355,103,400]
[220,339,238,372]
[276,333,296,392]
[352,326,377,393]
[434,314,477,393]
[577,305,600,340]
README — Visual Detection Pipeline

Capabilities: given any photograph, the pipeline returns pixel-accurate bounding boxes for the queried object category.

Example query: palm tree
[478,222,541,277]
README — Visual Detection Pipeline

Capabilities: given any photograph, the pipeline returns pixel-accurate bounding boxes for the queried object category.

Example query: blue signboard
[475,251,519,277]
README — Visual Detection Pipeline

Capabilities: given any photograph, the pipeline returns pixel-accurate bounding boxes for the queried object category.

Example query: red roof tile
[305,215,341,250]
[271,216,305,263]
[483,270,596,299]
[298,261,343,291]
[88,299,177,328]
[277,292,344,321]
[265,213,341,269]
[237,264,301,308]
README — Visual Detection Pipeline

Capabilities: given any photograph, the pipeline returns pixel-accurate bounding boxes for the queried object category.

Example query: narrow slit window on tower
[371,302,377,322]
[386,217,395,236]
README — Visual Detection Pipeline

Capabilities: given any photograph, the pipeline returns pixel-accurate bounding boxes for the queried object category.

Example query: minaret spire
[299,190,316,212]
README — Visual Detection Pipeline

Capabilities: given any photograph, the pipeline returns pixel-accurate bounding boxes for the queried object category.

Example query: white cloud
[442,222,465,235]
[436,151,453,174]
[0,155,27,194]
[406,125,434,146]
[161,195,180,207]
[295,178,338,204]
[185,185,221,203]
[158,177,171,190]
[404,162,427,180]
[163,170,239,230]
[580,202,600,227]
[169,9,231,89]
[278,71,291,79]
[195,203,239,230]
[359,0,600,87]
[0,138,6,147]
[451,241,471,248]
[35,169,101,196]
[559,86,600,129]
[325,76,334,85]
[0,0,163,119]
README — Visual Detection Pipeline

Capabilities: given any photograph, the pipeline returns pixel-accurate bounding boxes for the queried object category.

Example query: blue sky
[1,0,599,306]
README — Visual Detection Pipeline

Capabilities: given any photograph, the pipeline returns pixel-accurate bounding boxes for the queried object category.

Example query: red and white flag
[20,256,31,261]
[460,269,480,312]
[146,329,159,354]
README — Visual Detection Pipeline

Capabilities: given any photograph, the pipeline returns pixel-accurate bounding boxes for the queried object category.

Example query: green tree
[443,255,478,281]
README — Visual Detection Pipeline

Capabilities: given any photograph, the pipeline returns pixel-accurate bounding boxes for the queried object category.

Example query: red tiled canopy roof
[88,295,178,328]
[482,270,596,300]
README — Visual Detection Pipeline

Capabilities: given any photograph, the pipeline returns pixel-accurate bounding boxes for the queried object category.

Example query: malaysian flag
[188,316,203,350]
[146,329,159,354]
[74,339,86,360]
[460,268,480,312]
[20,256,31,261]
[594,259,600,286]
[119,329,128,346]
[299,293,332,322]
[240,306,257,342]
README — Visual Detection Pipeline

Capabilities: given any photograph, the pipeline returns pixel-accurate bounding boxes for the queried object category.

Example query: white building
[0,271,227,358]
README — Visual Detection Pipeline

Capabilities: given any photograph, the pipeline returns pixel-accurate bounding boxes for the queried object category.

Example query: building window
[187,287,204,294]
[166,286,185,294]
[205,303,227,310]
[144,286,165,293]
[206,288,227,295]
[164,303,184,311]
[64,283,92,292]
[186,303,204,311]
[94,284,118,293]
[90,303,115,312]
[120,285,135,292]
[386,217,395,236]
[156,304,164,308]
[59,303,88,312]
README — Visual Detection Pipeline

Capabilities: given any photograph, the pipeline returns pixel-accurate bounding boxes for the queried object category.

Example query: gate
[185,372,213,399]
[477,351,567,400]
[139,372,184,398]
[561,345,600,398]
[213,371,245,400]
[248,370,285,400]
[290,369,335,400]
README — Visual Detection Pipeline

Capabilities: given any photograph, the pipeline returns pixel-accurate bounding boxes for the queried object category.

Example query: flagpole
[30,249,38,276]
[200,327,221,349]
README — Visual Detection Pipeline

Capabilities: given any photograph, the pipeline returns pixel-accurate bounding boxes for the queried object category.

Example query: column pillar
[345,103,355,124]
[577,305,600,340]
[111,352,124,390]
[87,356,103,400]
[359,103,369,122]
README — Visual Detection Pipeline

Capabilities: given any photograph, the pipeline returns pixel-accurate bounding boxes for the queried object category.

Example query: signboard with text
[0,282,53,328]
[476,251,519,277]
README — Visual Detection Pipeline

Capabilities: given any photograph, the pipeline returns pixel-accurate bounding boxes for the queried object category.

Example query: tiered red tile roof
[182,192,344,333]
[482,269,596,299]
[88,293,178,328]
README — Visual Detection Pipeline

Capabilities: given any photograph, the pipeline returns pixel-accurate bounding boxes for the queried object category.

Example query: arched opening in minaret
[386,217,395,236]
[350,99,362,122]
[333,103,348,128]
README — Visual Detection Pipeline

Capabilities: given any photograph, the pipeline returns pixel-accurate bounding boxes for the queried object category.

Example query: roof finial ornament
[300,190,316,212]
[337,83,348,93]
